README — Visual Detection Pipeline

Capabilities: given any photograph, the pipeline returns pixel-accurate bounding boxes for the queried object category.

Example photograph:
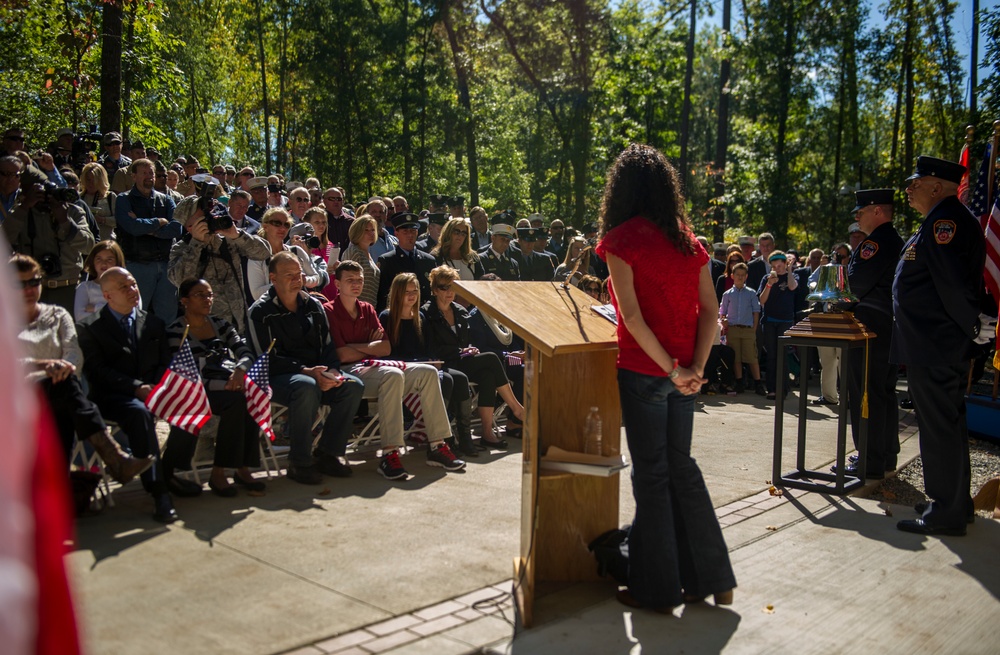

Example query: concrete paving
[65,383,1000,655]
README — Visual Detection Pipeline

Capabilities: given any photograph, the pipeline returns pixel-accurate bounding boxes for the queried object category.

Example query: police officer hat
[852,188,894,212]
[517,227,540,240]
[246,176,269,190]
[391,212,422,230]
[428,194,449,207]
[448,195,465,207]
[905,156,966,184]
[427,212,449,226]
[491,212,516,239]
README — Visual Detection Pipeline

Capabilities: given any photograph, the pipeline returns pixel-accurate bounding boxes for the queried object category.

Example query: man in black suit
[746,232,775,292]
[376,212,436,310]
[77,267,190,523]
[893,156,986,536]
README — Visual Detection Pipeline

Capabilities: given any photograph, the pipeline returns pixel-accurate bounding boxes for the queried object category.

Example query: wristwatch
[668,366,680,380]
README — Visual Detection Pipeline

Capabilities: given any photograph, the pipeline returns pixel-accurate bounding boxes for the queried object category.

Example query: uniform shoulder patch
[859,240,879,260]
[933,220,956,245]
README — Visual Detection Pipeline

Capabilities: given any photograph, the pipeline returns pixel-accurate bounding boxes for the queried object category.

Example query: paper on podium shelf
[540,446,629,477]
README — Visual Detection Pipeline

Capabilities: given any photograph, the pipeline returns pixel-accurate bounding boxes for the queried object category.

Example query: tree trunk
[830,45,847,248]
[711,0,731,243]
[255,2,272,173]
[678,0,697,191]
[971,0,979,123]
[443,2,479,207]
[121,1,137,141]
[902,0,916,232]
[772,2,797,245]
[99,1,123,134]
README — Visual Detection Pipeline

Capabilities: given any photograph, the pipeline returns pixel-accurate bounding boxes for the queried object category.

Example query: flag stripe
[245,352,274,441]
[145,341,212,435]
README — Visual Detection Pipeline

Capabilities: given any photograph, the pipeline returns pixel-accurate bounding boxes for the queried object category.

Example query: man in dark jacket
[375,212,436,311]
[893,156,986,536]
[248,251,365,484]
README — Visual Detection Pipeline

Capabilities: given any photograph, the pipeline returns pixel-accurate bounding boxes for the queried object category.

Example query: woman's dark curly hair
[598,143,696,255]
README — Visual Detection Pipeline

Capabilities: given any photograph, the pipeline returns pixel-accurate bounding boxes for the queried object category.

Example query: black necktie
[120,314,135,348]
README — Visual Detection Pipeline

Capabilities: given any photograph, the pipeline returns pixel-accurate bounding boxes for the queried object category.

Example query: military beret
[906,156,966,184]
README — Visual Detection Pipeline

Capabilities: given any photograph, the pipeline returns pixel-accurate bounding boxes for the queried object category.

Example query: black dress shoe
[208,479,238,497]
[479,438,508,451]
[811,396,838,406]
[286,465,323,485]
[315,453,353,478]
[829,463,884,480]
[166,475,203,498]
[233,473,266,492]
[913,502,975,524]
[897,518,966,537]
[900,397,914,409]
[152,493,178,523]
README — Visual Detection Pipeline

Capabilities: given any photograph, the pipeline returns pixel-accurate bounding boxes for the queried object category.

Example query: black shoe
[315,452,353,478]
[286,465,323,485]
[166,475,203,498]
[811,396,838,406]
[208,479,238,498]
[755,381,767,396]
[152,493,178,523]
[900,397,914,409]
[829,463,884,480]
[457,441,480,458]
[479,437,508,451]
[897,518,966,537]
[233,472,266,492]
[913,502,975,524]
[765,392,776,400]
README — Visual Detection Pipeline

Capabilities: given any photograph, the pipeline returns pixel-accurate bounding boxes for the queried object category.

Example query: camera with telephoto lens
[192,176,233,233]
[72,125,102,168]
[36,181,79,213]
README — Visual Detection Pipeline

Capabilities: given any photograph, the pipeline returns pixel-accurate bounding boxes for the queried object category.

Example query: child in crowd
[719,262,765,395]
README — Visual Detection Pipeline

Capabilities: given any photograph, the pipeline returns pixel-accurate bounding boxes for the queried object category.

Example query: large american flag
[965,142,1000,304]
[245,352,274,441]
[145,340,212,435]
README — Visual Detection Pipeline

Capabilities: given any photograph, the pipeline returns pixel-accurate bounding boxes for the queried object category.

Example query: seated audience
[75,240,128,322]
[247,207,327,302]
[431,217,485,281]
[326,262,465,479]
[341,214,381,307]
[248,251,365,485]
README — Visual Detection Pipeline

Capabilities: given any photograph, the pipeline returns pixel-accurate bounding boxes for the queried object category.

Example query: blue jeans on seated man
[618,368,736,608]
[270,372,365,468]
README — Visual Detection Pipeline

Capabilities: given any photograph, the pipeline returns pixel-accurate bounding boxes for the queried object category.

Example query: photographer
[3,165,95,312]
[115,158,181,322]
[168,194,271,333]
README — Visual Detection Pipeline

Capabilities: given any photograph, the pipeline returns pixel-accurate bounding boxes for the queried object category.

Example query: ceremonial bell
[806,264,858,307]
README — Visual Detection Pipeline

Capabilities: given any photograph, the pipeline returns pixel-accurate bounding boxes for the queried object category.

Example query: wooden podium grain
[453,280,621,627]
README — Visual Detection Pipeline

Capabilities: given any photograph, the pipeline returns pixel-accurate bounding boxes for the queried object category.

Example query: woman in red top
[596,144,736,612]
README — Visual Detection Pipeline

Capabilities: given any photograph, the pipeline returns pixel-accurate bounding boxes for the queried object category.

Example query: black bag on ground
[70,470,107,517]
[588,524,630,586]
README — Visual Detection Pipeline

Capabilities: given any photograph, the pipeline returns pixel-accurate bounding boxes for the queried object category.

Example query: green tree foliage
[0,0,987,249]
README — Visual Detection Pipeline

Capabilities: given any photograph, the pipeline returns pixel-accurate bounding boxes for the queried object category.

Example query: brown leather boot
[88,428,155,484]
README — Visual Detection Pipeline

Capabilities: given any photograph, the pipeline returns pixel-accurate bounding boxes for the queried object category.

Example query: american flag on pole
[957,140,971,204]
[245,352,274,441]
[964,142,1000,304]
[145,340,212,435]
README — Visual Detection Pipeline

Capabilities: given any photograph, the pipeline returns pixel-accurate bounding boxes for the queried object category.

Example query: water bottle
[584,406,602,456]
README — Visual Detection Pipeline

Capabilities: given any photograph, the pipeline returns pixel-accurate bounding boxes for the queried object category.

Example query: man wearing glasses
[287,187,312,222]
[547,219,567,261]
[1,127,26,157]
[0,155,24,224]
[323,186,354,252]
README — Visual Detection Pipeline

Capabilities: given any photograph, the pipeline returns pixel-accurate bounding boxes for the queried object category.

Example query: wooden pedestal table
[453,280,621,628]
[773,313,873,494]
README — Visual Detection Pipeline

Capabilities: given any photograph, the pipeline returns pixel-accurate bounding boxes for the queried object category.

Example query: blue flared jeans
[618,368,737,607]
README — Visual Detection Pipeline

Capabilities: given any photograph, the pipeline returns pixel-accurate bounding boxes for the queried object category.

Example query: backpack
[588,525,631,586]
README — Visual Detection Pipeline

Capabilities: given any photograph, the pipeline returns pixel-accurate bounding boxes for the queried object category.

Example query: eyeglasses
[324,196,343,201]
[213,171,226,177]
[20,277,43,288]
[0,170,22,178]
[267,221,291,228]
[293,197,310,202]
[452,230,468,236]
[435,284,453,291]
[4,135,25,142]
[189,292,214,299]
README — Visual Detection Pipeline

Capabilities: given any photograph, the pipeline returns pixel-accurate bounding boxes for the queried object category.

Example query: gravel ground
[868,437,1000,517]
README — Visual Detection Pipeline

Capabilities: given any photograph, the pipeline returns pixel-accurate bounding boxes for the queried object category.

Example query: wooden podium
[454,281,621,627]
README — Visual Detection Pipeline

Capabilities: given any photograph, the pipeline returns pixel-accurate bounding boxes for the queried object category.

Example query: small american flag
[146,340,212,435]
[505,352,524,366]
[358,359,407,371]
[245,352,274,441]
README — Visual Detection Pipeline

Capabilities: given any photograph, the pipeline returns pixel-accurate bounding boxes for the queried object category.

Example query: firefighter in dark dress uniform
[512,226,556,281]
[842,189,904,479]
[479,213,520,281]
[893,156,986,537]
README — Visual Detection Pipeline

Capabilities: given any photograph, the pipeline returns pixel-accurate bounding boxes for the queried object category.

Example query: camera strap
[197,237,242,286]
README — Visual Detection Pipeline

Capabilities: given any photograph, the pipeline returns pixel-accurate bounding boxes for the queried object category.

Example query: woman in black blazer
[422,265,524,450]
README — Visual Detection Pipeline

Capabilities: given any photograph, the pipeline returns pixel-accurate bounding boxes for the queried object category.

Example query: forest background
[2,0,1000,250]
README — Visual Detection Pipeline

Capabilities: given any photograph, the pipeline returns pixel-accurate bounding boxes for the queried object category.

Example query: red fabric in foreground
[31,391,80,655]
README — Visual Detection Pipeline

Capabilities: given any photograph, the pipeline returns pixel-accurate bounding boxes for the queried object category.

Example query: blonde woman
[341,214,381,306]
[431,217,485,281]
[80,162,116,241]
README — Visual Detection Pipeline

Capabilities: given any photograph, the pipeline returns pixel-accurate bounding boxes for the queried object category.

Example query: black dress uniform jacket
[478,247,520,281]
[376,245,437,311]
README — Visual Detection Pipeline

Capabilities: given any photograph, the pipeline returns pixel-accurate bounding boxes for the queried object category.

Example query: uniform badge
[933,220,956,244]
[902,245,916,261]
[859,240,878,260]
